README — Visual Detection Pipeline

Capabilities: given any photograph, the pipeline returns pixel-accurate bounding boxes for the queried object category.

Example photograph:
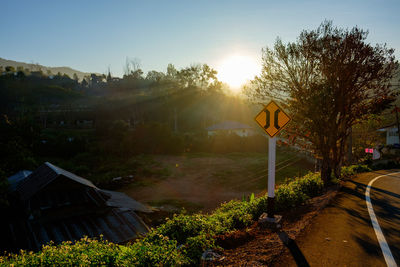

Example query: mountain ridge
[0,57,96,80]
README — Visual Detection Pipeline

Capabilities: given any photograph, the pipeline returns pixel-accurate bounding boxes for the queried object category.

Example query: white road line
[365,172,399,267]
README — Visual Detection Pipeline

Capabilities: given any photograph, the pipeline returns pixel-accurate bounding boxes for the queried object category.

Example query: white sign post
[267,136,276,218]
[255,101,291,222]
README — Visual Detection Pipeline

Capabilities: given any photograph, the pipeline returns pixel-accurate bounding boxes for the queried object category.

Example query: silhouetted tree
[249,21,398,183]
[5,66,15,73]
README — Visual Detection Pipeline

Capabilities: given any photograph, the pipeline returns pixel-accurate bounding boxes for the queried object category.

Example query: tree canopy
[249,21,399,183]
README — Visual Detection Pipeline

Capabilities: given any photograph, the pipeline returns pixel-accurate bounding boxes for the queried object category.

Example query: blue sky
[1,0,399,77]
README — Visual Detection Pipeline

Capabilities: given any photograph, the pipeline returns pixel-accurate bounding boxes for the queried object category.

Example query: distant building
[378,124,399,145]
[2,162,150,252]
[75,119,94,128]
[206,121,255,137]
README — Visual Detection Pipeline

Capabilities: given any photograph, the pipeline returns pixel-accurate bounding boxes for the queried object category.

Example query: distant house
[378,124,399,145]
[206,121,255,137]
[75,119,94,128]
[2,162,150,252]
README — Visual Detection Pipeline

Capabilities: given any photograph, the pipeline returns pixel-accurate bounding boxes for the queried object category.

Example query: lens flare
[216,55,260,92]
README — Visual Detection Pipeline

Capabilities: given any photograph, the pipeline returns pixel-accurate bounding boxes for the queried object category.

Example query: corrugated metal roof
[4,162,150,252]
[17,162,97,202]
[46,162,97,188]
[8,170,32,191]
[28,208,148,250]
[206,120,253,131]
[101,190,153,213]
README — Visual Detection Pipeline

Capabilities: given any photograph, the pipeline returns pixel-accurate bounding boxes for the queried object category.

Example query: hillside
[0,57,94,80]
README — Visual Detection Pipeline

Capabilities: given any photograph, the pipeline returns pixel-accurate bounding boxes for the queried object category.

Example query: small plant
[1,165,370,266]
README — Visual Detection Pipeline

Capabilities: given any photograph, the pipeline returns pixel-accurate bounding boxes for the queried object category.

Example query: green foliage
[340,164,372,179]
[1,165,371,266]
[116,232,186,266]
[181,233,215,265]
[275,182,309,210]
[249,192,255,202]
[275,172,323,210]
[0,237,119,266]
[154,213,214,244]
[293,172,325,198]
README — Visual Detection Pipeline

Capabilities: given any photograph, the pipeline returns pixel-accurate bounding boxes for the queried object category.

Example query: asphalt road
[275,170,400,267]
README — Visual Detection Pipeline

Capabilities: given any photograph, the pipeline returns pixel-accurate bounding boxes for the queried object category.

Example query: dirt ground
[120,153,314,214]
[210,185,340,266]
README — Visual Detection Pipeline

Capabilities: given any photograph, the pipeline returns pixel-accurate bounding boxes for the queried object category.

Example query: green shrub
[153,213,214,244]
[275,171,325,210]
[341,164,372,178]
[116,232,186,266]
[210,200,253,230]
[181,233,215,265]
[4,165,372,266]
[352,164,371,173]
[294,172,324,197]
[0,237,119,266]
[275,182,309,211]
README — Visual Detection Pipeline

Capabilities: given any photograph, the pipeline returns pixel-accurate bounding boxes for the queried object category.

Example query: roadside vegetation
[0,20,398,265]
[0,164,370,266]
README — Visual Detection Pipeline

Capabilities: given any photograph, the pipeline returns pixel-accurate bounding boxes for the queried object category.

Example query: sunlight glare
[217,55,260,92]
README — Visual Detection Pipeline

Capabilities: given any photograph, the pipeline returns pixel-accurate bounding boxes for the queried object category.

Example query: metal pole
[267,136,276,218]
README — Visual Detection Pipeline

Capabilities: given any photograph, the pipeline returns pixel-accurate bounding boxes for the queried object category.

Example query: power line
[229,156,303,190]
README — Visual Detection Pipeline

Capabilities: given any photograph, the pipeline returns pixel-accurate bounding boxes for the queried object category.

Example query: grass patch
[39,153,170,188]
[148,199,204,213]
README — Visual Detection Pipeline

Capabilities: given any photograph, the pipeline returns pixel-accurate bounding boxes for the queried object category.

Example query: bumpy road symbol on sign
[255,101,291,138]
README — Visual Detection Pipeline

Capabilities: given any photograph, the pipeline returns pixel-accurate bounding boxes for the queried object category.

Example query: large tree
[249,21,398,184]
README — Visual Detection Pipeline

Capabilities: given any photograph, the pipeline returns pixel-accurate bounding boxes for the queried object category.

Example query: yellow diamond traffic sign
[255,101,291,138]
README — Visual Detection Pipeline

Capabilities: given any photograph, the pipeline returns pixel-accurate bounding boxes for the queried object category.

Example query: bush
[116,232,186,266]
[153,213,214,244]
[0,237,119,266]
[181,233,215,265]
[2,165,370,266]
[341,164,372,178]
[293,172,324,197]
[275,183,309,211]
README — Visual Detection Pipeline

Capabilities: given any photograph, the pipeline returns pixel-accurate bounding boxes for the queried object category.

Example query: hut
[2,162,150,252]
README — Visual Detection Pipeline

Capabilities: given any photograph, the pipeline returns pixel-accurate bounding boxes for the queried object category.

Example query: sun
[216,55,260,92]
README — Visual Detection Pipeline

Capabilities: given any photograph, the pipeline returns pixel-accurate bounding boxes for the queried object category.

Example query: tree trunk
[320,157,331,186]
[346,127,353,165]
[333,161,342,180]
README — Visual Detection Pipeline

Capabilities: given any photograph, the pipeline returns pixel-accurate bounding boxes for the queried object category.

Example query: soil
[120,153,314,216]
[121,155,255,212]
[208,185,340,266]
